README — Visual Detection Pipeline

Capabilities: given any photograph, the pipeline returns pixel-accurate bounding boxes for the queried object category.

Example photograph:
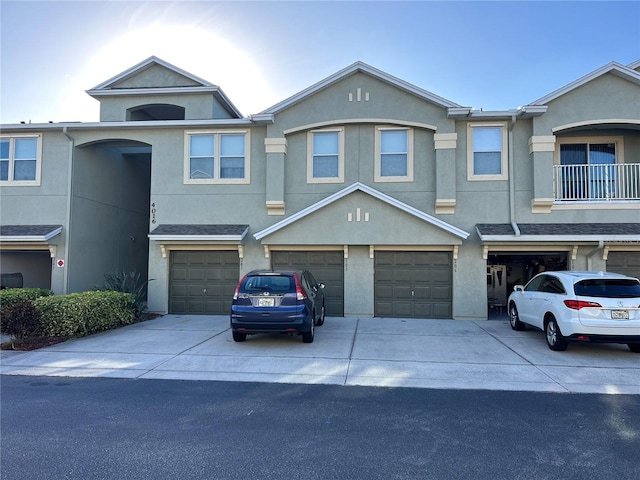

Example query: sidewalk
[2,315,639,394]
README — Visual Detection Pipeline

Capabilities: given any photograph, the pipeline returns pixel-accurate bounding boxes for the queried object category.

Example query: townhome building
[1,57,638,320]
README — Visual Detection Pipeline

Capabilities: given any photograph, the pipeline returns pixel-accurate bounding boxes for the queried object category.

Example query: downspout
[508,114,520,236]
[62,126,74,294]
[586,240,604,271]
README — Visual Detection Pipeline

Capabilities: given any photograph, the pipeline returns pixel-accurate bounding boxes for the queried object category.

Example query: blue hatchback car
[230,270,326,343]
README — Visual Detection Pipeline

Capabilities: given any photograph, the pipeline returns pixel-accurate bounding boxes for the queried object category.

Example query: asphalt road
[2,376,639,480]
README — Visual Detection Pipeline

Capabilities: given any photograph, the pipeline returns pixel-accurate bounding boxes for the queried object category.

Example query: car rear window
[240,275,295,294]
[574,279,640,298]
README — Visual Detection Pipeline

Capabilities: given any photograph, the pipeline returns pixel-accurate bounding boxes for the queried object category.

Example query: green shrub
[0,288,53,310]
[35,291,136,337]
[1,300,42,340]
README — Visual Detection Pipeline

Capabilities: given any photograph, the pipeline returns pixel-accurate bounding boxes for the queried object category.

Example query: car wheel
[627,343,640,353]
[509,303,525,331]
[232,331,246,343]
[316,304,325,326]
[302,317,315,343]
[545,317,568,351]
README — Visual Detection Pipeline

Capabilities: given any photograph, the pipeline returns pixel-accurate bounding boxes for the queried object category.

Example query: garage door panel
[394,252,414,265]
[394,269,412,282]
[171,284,187,296]
[607,252,640,280]
[189,269,205,281]
[412,270,432,283]
[375,252,394,262]
[170,299,186,312]
[375,269,394,283]
[432,304,450,318]
[433,286,451,300]
[413,303,433,317]
[375,251,452,319]
[375,302,393,317]
[188,285,205,296]
[413,286,432,299]
[375,285,392,299]
[394,302,412,317]
[187,252,205,264]
[172,251,189,264]
[170,250,239,315]
[171,268,187,281]
[394,286,412,298]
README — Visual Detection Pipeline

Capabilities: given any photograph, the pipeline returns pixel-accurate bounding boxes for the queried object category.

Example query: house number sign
[151,202,157,224]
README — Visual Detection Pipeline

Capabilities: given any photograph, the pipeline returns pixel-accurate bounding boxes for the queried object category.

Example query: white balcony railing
[553,163,640,201]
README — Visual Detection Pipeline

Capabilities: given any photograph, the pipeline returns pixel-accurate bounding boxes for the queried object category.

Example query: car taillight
[294,274,307,300]
[564,300,602,310]
[232,275,248,300]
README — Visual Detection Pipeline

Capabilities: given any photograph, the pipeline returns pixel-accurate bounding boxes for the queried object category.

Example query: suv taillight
[564,300,602,310]
[233,275,248,300]
[294,274,307,300]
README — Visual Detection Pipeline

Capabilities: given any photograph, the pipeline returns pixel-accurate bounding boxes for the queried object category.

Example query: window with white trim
[307,128,344,183]
[184,131,250,184]
[0,134,42,185]
[467,123,508,180]
[375,127,413,182]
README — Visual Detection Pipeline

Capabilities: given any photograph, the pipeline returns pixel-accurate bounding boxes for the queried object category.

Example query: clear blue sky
[1,1,639,123]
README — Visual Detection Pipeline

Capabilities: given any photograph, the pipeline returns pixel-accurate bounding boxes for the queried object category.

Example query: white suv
[507,271,640,352]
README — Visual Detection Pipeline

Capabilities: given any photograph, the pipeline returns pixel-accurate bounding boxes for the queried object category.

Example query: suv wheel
[509,303,525,331]
[545,317,568,351]
[627,343,640,353]
[316,304,325,326]
[302,318,315,343]
[232,331,247,343]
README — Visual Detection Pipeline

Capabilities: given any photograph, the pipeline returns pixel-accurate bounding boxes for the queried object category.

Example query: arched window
[127,104,185,121]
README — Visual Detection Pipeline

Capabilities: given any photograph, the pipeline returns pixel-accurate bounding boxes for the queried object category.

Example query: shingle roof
[476,223,640,238]
[148,224,249,240]
[0,225,62,241]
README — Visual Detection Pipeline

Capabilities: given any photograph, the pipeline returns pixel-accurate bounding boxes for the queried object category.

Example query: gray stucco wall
[68,141,150,292]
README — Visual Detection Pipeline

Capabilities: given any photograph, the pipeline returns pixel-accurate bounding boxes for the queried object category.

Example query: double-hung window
[467,123,508,180]
[307,128,344,183]
[375,127,413,182]
[185,131,250,184]
[0,134,42,186]
[556,136,623,200]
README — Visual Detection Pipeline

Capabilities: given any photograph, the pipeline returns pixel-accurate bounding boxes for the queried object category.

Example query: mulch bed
[1,313,163,351]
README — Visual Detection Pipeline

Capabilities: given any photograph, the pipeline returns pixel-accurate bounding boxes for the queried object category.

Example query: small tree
[1,301,42,341]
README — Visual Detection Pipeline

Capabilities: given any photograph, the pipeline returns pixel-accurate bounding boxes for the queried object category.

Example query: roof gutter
[508,114,520,237]
[586,240,604,271]
[62,126,74,294]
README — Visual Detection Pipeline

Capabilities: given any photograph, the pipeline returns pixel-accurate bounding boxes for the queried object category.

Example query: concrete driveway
[2,315,639,394]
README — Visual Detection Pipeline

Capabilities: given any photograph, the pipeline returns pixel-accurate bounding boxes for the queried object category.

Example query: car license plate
[258,297,275,307]
[611,310,629,320]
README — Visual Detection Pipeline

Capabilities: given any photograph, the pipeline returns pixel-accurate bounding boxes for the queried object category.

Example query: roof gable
[260,61,463,115]
[89,56,213,90]
[254,183,469,243]
[86,56,243,119]
[529,61,640,106]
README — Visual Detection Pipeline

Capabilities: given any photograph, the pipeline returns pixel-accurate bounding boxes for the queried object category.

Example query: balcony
[553,163,640,201]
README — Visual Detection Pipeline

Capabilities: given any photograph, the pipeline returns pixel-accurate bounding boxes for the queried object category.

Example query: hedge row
[1,289,136,339]
[0,288,53,309]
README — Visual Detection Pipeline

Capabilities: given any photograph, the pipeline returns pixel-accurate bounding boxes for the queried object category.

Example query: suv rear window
[240,275,295,294]
[574,279,640,298]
